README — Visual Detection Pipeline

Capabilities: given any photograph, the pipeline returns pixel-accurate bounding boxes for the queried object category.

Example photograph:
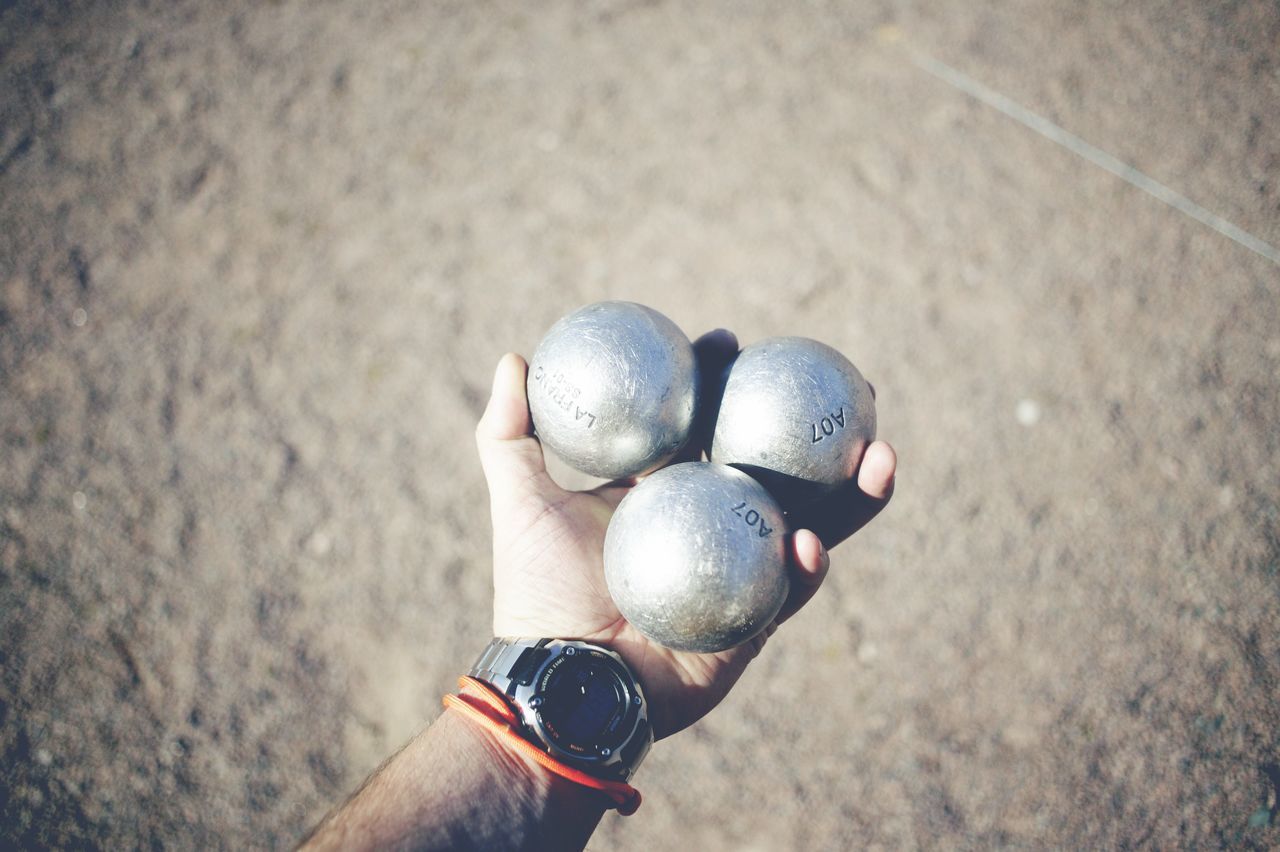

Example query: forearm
[300,707,608,852]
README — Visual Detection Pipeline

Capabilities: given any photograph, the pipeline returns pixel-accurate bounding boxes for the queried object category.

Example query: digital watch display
[468,639,652,781]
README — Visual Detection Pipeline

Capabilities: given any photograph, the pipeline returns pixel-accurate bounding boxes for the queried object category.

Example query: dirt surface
[3,1,1279,848]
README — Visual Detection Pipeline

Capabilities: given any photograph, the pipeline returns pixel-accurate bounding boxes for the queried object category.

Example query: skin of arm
[299,709,609,851]
[301,331,897,851]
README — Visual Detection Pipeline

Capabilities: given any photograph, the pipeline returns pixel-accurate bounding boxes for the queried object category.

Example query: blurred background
[2,1,1278,848]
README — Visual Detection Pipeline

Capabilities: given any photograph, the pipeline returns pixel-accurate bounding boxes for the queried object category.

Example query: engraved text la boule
[532,364,597,428]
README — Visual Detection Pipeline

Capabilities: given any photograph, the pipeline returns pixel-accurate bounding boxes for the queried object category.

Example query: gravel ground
[2,1,1278,848]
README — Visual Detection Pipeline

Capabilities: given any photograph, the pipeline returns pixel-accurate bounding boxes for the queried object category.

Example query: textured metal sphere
[709,336,876,507]
[604,462,789,653]
[528,302,698,480]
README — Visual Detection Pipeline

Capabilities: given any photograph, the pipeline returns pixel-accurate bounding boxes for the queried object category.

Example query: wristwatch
[468,638,653,782]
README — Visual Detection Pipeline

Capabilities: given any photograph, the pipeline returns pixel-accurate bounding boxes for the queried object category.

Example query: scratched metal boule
[710,336,875,509]
[604,462,789,653]
[527,301,698,480]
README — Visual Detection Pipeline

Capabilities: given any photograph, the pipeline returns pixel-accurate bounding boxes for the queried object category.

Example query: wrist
[299,708,607,852]
[446,703,612,807]
[441,705,610,845]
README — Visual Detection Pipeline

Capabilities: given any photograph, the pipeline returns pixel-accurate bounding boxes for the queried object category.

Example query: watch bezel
[529,646,642,759]
[504,640,651,780]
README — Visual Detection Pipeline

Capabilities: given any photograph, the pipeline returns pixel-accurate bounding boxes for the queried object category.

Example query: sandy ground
[2,1,1279,848]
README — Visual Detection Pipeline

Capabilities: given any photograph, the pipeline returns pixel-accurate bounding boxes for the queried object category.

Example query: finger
[774,529,831,625]
[791,440,897,549]
[692,327,739,367]
[857,440,896,500]
[475,353,550,500]
[671,328,739,464]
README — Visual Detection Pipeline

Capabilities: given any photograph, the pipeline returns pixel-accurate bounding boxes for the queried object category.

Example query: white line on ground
[907,49,1280,267]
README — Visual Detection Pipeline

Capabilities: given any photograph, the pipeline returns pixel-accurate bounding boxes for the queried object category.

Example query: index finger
[668,328,739,465]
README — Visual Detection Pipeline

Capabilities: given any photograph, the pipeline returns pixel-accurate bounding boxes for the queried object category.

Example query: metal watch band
[468,637,555,697]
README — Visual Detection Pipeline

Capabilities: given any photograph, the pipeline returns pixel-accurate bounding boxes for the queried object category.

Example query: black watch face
[534,648,639,758]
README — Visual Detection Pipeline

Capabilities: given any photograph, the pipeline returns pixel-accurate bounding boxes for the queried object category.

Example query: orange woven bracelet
[442,676,643,815]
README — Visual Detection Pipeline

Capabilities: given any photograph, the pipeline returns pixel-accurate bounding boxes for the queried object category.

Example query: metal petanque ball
[709,336,876,508]
[604,462,789,653]
[527,301,698,480]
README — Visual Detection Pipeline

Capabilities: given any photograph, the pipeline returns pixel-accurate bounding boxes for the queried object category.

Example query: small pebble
[72,308,87,327]
[1016,399,1041,427]
[72,492,87,511]
[307,531,332,557]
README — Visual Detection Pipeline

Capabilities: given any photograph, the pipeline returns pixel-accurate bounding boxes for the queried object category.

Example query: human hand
[474,330,897,740]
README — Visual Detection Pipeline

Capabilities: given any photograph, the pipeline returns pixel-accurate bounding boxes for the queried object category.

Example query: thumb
[475,353,549,503]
